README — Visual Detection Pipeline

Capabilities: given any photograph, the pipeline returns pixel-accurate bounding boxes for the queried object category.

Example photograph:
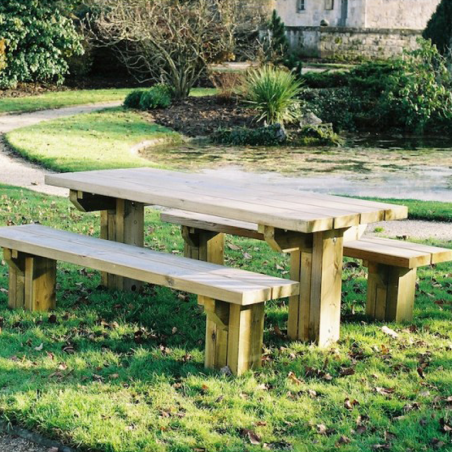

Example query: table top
[46,168,408,233]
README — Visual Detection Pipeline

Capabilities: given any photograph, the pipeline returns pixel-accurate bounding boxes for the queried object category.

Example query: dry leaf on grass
[382,326,399,338]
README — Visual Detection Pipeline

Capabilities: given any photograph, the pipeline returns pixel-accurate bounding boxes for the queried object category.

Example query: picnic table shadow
[1,265,452,387]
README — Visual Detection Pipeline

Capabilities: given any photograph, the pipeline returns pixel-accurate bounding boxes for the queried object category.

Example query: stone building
[275,0,441,59]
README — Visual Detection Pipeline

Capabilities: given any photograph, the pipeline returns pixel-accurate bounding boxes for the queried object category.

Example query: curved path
[0,102,121,196]
[0,102,450,240]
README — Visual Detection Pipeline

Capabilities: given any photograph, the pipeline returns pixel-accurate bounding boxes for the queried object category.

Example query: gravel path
[366,219,452,241]
[0,433,50,452]
[0,102,121,196]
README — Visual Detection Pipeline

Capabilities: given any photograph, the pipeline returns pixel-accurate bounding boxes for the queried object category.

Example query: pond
[141,135,452,201]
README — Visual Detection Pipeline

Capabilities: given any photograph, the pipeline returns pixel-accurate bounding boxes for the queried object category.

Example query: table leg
[181,226,224,264]
[100,199,144,291]
[69,191,144,292]
[262,226,346,347]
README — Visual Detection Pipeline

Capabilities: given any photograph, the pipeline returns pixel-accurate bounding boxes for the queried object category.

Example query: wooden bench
[0,224,298,375]
[161,209,452,323]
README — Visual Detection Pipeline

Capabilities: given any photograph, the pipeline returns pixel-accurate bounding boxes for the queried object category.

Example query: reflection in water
[142,137,452,201]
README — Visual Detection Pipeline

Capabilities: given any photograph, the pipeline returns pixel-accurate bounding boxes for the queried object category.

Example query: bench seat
[161,209,452,323]
[0,224,299,375]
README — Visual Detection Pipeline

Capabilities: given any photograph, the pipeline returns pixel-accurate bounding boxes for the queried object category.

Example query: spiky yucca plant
[244,66,302,125]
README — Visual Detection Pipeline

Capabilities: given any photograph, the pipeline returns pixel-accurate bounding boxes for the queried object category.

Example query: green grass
[0,185,452,452]
[5,107,183,172]
[0,89,134,115]
[0,87,216,115]
[350,197,452,223]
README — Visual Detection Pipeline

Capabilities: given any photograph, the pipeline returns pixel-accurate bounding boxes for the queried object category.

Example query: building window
[297,0,306,12]
[325,0,334,9]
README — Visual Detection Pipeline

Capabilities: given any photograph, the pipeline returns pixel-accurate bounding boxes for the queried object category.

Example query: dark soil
[150,96,257,137]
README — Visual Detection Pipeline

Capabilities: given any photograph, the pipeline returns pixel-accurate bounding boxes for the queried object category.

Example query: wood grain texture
[227,302,265,375]
[0,225,299,305]
[366,263,417,322]
[46,168,407,233]
[99,199,144,291]
[3,248,26,309]
[181,227,225,265]
[24,256,56,311]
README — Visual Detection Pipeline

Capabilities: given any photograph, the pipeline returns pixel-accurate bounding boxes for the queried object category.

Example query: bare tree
[91,0,245,98]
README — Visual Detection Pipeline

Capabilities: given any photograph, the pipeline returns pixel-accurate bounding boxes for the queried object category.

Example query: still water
[142,135,452,201]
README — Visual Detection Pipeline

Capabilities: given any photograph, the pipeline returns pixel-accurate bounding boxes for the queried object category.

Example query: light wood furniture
[345,237,452,321]
[161,210,452,323]
[0,224,298,375]
[46,168,407,346]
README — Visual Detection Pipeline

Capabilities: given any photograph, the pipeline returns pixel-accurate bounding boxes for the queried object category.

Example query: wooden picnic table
[46,168,408,347]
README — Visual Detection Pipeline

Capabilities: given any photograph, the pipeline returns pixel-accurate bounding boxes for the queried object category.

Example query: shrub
[124,90,146,109]
[124,85,173,111]
[260,10,302,73]
[0,0,83,88]
[375,40,452,131]
[296,124,343,146]
[305,41,452,133]
[423,0,452,55]
[208,70,244,101]
[212,124,287,146]
[301,70,349,89]
[0,40,6,75]
[139,85,173,110]
[303,87,362,131]
[244,66,302,125]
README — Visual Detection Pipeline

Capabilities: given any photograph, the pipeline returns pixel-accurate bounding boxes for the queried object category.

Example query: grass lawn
[5,107,182,172]
[352,197,452,223]
[0,88,216,115]
[0,185,452,452]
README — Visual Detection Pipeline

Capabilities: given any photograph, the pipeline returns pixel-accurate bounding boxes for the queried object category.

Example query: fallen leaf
[344,398,359,410]
[375,387,395,396]
[382,326,398,339]
[337,435,351,445]
[34,343,44,351]
[288,371,303,385]
[227,243,241,251]
[241,429,261,445]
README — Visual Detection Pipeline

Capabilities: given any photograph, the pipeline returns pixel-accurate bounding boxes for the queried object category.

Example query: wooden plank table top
[46,167,409,347]
[46,168,407,233]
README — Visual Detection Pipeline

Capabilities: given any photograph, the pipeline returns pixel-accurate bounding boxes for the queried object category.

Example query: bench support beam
[3,249,56,311]
[181,226,224,265]
[366,263,416,322]
[201,296,265,375]
[100,199,145,292]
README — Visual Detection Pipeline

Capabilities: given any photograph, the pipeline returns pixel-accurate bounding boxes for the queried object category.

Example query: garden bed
[150,95,257,137]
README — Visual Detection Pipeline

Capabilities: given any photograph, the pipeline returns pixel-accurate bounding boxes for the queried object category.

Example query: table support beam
[261,226,346,347]
[100,199,145,291]
[181,226,224,265]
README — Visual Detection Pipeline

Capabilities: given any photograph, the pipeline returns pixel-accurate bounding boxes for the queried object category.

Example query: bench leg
[100,199,144,291]
[201,296,265,376]
[366,263,416,322]
[3,249,56,311]
[181,226,224,264]
[287,229,344,347]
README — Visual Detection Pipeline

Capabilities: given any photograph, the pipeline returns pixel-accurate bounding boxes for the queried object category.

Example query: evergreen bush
[423,0,452,55]
[0,0,83,88]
